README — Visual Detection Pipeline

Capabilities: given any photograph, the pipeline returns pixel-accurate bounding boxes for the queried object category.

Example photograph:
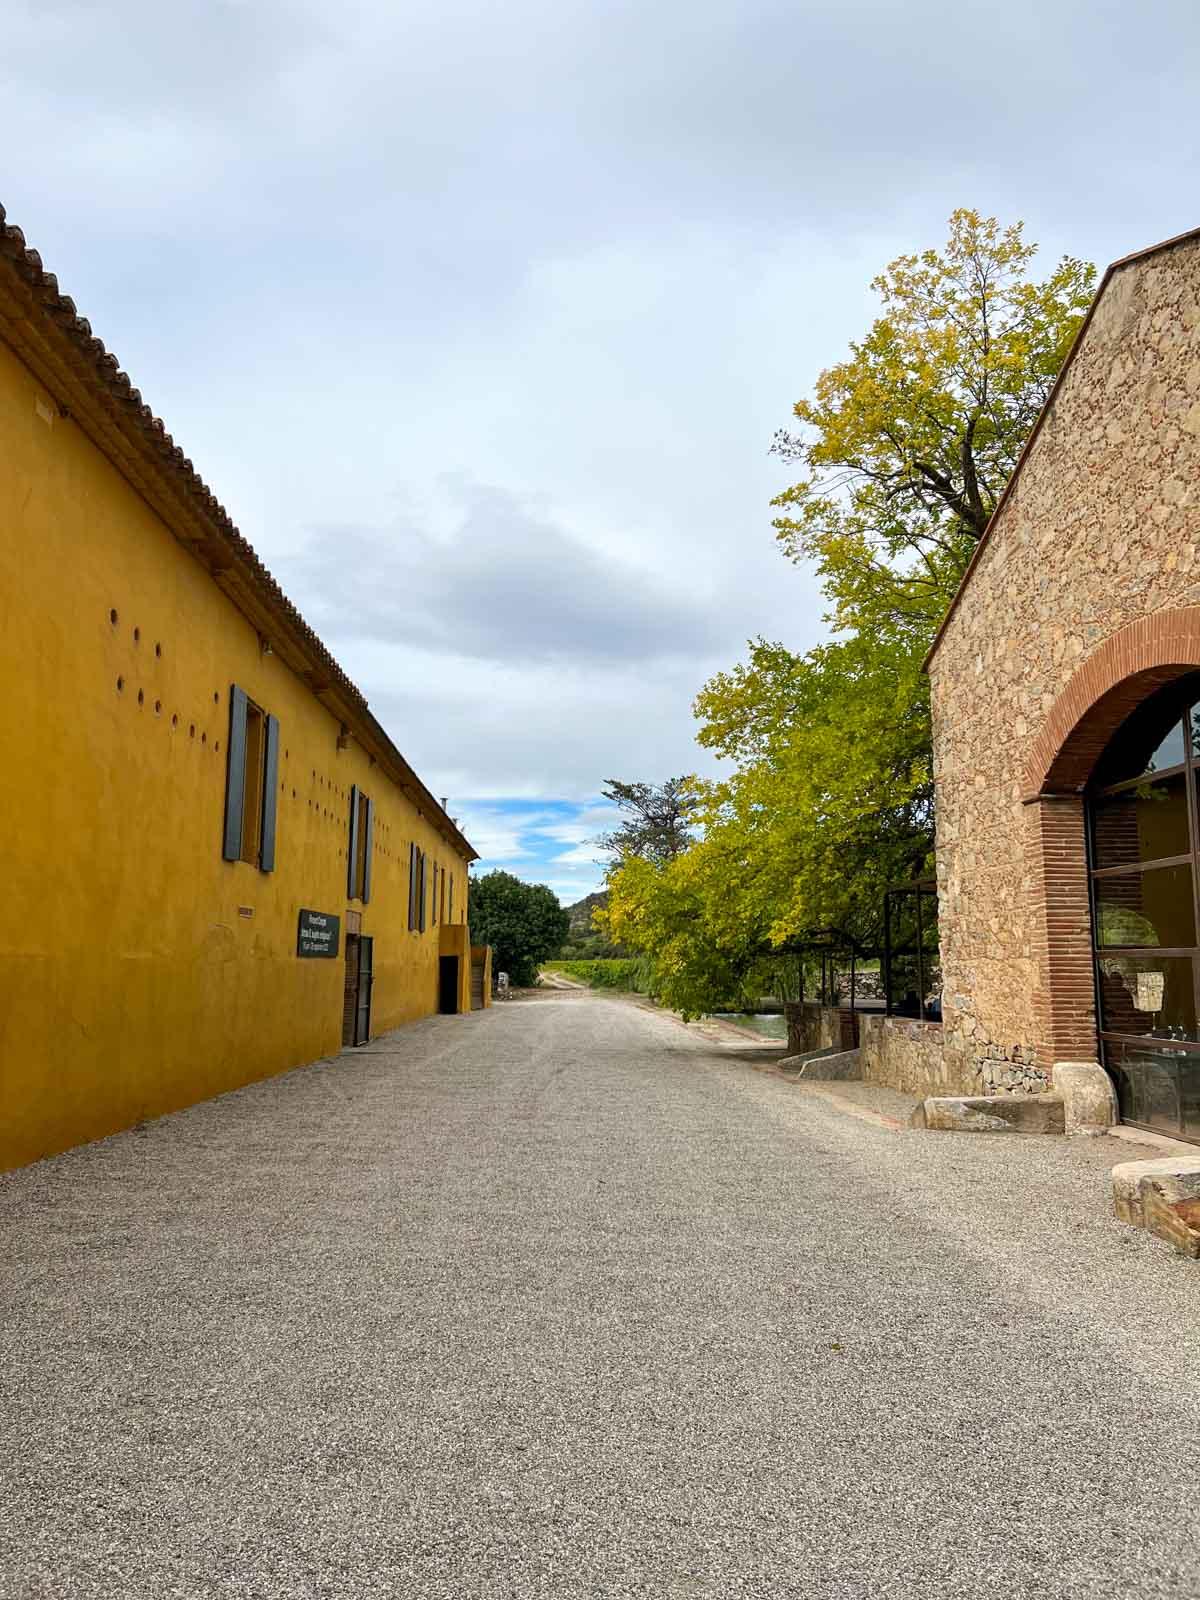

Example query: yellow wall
[0,336,477,1170]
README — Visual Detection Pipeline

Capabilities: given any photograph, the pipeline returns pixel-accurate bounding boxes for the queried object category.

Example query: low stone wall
[858,1014,958,1096]
[784,1003,859,1057]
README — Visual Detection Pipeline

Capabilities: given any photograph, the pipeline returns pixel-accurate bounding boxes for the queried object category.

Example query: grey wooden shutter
[222,685,249,861]
[362,798,374,904]
[419,851,427,932]
[347,785,360,899]
[408,842,417,929]
[259,714,280,872]
[449,873,454,923]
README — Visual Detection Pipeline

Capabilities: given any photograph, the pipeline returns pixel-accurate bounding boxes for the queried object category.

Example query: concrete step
[775,1047,862,1081]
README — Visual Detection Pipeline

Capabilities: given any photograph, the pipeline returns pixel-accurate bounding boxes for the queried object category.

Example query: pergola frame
[882,878,939,1021]
[777,926,878,1014]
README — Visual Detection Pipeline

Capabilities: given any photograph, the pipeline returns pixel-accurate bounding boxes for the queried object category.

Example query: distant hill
[557,890,625,958]
[566,890,609,934]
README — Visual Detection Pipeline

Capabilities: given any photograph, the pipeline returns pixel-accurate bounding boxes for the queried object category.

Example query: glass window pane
[1092,774,1190,868]
[1094,864,1196,948]
[1097,952,1198,1038]
[1103,1039,1200,1138]
[1094,713,1187,787]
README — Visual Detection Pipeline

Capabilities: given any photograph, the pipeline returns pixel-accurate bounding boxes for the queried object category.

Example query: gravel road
[2,990,1199,1599]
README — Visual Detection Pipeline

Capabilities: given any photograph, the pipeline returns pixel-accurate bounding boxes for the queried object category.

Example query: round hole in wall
[291,789,296,799]
[155,642,162,658]
[109,608,119,626]
[137,688,144,706]
[201,732,207,744]
[154,699,161,715]
[215,741,220,752]
[189,724,196,738]
[171,713,179,728]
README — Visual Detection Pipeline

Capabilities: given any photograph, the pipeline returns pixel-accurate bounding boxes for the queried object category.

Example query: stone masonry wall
[784,1002,836,1056]
[858,1016,953,1095]
[783,1002,858,1057]
[929,234,1200,1080]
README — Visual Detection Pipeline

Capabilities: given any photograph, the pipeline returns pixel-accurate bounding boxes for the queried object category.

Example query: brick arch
[1024,608,1200,797]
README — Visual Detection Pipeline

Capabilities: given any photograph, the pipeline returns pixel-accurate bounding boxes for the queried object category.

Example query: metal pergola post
[884,890,892,1017]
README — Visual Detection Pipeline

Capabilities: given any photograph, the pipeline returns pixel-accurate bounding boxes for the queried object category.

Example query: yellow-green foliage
[543,959,645,991]
[772,208,1095,640]
[602,212,1096,1019]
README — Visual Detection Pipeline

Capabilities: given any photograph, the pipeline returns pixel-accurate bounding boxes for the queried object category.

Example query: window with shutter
[259,715,280,872]
[223,685,279,872]
[347,786,360,900]
[347,790,373,902]
[419,850,427,932]
[361,798,373,905]
[408,841,418,930]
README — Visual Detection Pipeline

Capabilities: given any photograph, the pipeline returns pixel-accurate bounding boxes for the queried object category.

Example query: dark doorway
[439,956,460,1015]
[342,933,374,1047]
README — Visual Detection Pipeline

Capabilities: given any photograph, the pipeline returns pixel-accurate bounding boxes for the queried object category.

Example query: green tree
[468,870,570,988]
[603,211,1095,1016]
[597,777,697,866]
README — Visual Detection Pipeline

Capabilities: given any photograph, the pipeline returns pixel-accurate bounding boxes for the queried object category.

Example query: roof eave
[0,203,478,863]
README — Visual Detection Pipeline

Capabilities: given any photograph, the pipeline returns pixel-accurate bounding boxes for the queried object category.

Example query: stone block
[922,1093,1065,1134]
[1111,1155,1200,1227]
[1052,1059,1118,1136]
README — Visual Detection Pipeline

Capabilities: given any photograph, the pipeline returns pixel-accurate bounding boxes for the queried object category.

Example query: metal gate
[470,955,485,1010]
[342,933,374,1047]
[342,934,359,1046]
[355,936,373,1045]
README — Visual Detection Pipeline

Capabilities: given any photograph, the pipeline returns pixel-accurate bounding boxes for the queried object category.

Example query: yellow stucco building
[0,206,486,1172]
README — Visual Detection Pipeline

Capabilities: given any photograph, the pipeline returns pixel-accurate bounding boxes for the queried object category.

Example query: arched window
[1088,674,1200,1141]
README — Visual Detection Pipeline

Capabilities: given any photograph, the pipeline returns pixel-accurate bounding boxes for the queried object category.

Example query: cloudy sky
[4,0,1197,900]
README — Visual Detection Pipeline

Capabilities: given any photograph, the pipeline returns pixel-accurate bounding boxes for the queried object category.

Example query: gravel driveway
[2,990,1198,1599]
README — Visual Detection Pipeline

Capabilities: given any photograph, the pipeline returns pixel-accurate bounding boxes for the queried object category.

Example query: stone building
[0,207,489,1172]
[925,226,1200,1140]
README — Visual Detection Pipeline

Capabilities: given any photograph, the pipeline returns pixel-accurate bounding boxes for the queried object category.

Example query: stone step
[917,1093,1066,1134]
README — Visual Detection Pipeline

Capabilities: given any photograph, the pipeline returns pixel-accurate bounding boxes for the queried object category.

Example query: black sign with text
[297,909,340,959]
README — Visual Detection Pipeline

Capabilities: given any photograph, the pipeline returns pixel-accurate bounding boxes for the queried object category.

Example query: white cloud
[2,0,1196,863]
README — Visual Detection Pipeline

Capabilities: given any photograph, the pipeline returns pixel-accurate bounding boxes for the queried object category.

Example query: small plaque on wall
[297,909,340,958]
